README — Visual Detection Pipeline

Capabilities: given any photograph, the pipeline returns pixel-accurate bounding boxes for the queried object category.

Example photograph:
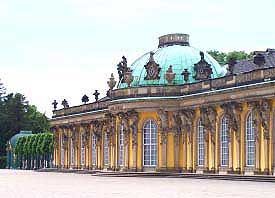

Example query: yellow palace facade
[51,34,275,175]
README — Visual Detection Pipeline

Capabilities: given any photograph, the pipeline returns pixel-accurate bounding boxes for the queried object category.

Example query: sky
[0,0,275,117]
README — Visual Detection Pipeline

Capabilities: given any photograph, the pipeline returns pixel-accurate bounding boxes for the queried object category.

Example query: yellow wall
[56,100,275,174]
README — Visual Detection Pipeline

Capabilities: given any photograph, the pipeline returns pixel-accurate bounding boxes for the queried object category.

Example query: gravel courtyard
[0,169,275,198]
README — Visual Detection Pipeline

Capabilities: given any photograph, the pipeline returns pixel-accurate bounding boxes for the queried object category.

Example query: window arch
[220,115,229,166]
[91,133,96,166]
[118,124,124,166]
[197,119,204,166]
[103,132,109,166]
[143,119,157,167]
[246,112,255,166]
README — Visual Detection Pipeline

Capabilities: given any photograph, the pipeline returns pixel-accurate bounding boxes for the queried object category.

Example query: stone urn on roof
[165,65,176,85]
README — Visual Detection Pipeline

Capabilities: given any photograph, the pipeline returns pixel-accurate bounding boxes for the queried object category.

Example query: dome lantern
[158,33,189,48]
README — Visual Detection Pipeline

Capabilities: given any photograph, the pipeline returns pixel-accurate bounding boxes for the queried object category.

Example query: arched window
[220,116,229,166]
[80,133,85,166]
[143,119,157,167]
[91,134,96,166]
[70,137,74,167]
[246,112,255,166]
[103,132,109,166]
[118,125,124,166]
[197,119,204,166]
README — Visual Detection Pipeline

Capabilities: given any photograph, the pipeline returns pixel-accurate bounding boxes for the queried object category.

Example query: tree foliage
[207,50,253,65]
[0,80,50,168]
[14,133,53,169]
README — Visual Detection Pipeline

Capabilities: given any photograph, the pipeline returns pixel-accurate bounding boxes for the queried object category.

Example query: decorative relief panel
[179,109,194,143]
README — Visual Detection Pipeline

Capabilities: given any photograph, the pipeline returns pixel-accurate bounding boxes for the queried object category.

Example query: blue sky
[1,0,275,117]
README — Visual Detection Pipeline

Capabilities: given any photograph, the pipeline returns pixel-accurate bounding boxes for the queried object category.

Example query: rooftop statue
[117,56,128,83]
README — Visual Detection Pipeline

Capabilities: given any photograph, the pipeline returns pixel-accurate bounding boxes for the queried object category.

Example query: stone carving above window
[221,102,242,142]
[200,106,217,143]
[144,52,161,80]
[118,112,130,145]
[193,51,213,81]
[128,110,138,147]
[180,109,194,143]
[250,100,271,140]
[91,120,103,142]
[81,123,90,146]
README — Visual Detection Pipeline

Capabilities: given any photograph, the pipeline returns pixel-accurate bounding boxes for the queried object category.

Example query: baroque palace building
[51,33,275,175]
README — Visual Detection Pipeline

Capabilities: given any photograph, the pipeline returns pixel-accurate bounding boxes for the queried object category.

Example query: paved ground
[0,170,275,198]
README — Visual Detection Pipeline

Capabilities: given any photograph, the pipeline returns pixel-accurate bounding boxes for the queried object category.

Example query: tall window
[70,137,74,167]
[119,125,124,166]
[220,116,229,166]
[197,119,204,166]
[80,133,85,166]
[246,112,255,166]
[60,135,64,167]
[143,119,157,167]
[91,134,96,166]
[104,132,109,166]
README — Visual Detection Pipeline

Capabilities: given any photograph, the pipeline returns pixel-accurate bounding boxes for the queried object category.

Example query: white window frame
[143,119,157,167]
[197,119,204,167]
[246,112,255,167]
[220,116,229,166]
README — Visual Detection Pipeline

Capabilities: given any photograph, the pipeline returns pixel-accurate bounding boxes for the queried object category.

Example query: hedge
[14,132,53,170]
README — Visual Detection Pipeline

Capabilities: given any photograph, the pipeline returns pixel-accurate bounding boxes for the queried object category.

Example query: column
[130,111,138,171]
[255,124,260,173]
[210,131,215,172]
[174,133,179,171]
[228,130,233,171]
[158,109,168,171]
[188,131,193,172]
[264,133,269,174]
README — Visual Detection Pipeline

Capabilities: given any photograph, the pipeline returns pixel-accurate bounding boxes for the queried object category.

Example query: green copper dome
[118,34,226,88]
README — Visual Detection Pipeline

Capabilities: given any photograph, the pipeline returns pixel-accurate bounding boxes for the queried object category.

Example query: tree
[207,50,227,66]
[0,79,6,99]
[207,50,253,65]
[14,133,54,169]
[0,91,50,168]
[24,105,50,133]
